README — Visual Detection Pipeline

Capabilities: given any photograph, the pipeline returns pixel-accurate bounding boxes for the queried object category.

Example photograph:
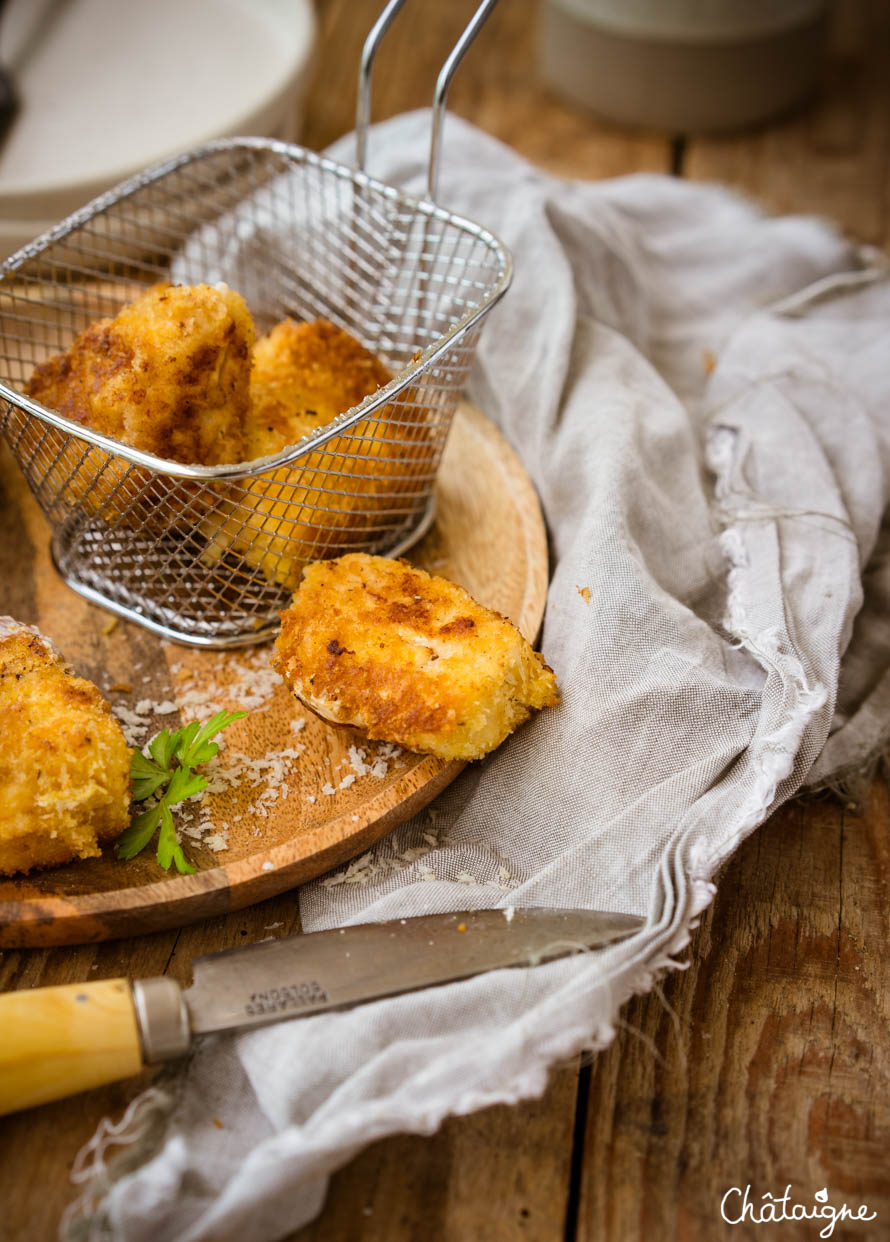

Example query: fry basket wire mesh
[0,0,511,647]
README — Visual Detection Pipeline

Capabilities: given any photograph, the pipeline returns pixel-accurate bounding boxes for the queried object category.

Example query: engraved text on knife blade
[244,980,329,1017]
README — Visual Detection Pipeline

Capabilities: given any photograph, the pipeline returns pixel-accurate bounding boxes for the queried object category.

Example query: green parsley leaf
[181,710,246,768]
[131,750,164,779]
[117,709,245,873]
[166,765,208,805]
[116,804,164,860]
[177,721,202,758]
[156,801,195,874]
[131,773,168,802]
[130,750,169,801]
[148,731,169,768]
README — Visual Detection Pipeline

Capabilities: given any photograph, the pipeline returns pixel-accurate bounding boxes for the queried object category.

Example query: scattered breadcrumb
[319,811,519,893]
[135,699,178,716]
[175,650,285,719]
[203,746,306,822]
[105,645,410,858]
[347,745,369,776]
[111,705,152,748]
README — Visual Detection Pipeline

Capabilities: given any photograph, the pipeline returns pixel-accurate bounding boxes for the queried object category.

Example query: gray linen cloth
[65,112,890,1242]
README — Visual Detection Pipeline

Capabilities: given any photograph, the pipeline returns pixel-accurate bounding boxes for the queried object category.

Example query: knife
[0,906,643,1116]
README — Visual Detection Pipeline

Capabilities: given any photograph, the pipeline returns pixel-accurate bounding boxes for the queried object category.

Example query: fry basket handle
[355,0,501,204]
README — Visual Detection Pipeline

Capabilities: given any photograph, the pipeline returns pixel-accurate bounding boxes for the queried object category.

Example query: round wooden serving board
[0,401,549,946]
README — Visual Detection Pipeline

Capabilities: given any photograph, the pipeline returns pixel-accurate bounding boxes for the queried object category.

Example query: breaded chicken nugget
[248,318,393,458]
[273,554,559,760]
[205,319,430,589]
[0,619,131,876]
[24,283,254,523]
[26,283,253,464]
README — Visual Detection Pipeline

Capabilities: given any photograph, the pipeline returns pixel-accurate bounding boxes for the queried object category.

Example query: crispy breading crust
[248,318,393,459]
[25,291,435,587]
[273,554,559,760]
[0,620,131,876]
[26,283,254,465]
[205,319,430,589]
[23,283,255,526]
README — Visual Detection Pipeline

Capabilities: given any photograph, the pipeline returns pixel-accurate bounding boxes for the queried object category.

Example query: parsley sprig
[117,710,246,874]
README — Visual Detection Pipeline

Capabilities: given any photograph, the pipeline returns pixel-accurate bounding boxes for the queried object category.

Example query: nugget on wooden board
[274,554,559,760]
[0,619,131,876]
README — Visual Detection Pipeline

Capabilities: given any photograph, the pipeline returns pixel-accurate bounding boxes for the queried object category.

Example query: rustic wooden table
[2,2,888,1239]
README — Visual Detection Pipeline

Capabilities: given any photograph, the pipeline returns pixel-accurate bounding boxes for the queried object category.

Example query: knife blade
[0,906,642,1116]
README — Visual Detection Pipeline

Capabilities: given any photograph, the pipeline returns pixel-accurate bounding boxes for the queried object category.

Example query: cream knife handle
[0,976,189,1116]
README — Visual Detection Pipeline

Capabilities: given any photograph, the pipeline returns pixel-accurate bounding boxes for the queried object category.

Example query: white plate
[0,0,317,259]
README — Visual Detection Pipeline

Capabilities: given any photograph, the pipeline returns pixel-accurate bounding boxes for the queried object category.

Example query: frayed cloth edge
[59,906,717,1242]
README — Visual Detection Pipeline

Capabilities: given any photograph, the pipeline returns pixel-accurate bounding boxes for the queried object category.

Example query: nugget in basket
[274,553,559,761]
[24,283,254,523]
[23,282,417,587]
[26,283,254,466]
[203,317,432,590]
[0,136,511,647]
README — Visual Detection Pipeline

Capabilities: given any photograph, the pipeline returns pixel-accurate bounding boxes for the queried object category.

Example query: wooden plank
[576,784,890,1241]
[302,0,673,178]
[684,0,890,247]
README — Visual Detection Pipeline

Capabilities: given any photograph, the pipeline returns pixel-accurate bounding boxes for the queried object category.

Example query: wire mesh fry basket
[0,0,511,647]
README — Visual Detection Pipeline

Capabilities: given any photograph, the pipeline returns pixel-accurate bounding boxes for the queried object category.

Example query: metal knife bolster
[132,977,191,1063]
[130,907,644,1063]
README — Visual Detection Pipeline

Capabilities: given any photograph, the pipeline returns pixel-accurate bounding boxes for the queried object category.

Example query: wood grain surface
[0,399,549,946]
[1,1,889,1239]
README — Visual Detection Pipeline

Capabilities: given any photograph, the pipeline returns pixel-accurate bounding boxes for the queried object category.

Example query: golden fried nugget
[273,554,559,760]
[0,619,131,876]
[27,283,253,464]
[248,318,393,458]
[24,283,254,524]
[205,319,427,589]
